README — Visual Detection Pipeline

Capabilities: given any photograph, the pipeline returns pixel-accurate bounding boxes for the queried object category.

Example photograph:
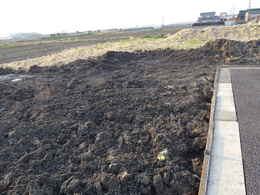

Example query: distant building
[219,12,228,19]
[200,12,216,18]
[225,19,236,26]
[198,12,223,23]
[221,14,237,26]
[193,12,224,26]
[218,12,237,26]
[236,10,247,24]
[246,8,260,22]
[236,8,260,23]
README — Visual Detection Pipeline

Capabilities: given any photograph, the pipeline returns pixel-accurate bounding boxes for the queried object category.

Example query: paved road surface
[231,69,260,195]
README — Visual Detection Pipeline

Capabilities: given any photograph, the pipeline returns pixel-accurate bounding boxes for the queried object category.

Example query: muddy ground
[0,27,183,65]
[0,39,259,195]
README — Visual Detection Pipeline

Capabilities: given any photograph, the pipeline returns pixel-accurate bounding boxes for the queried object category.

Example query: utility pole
[161,16,165,28]
[247,0,252,23]
[231,4,236,16]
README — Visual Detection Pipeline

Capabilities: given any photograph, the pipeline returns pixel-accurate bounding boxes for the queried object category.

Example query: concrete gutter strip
[199,67,246,195]
[208,121,245,194]
[207,68,246,195]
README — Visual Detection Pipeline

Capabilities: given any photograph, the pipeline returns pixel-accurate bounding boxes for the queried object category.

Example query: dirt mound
[157,39,260,65]
[201,39,260,64]
[203,39,260,55]
[0,39,259,195]
[167,23,260,42]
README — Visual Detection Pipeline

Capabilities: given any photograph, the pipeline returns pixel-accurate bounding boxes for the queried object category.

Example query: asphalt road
[231,69,260,195]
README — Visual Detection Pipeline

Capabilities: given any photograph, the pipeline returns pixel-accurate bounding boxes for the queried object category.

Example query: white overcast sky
[0,0,260,36]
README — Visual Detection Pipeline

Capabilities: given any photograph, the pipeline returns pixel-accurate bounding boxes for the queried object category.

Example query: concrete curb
[198,66,220,195]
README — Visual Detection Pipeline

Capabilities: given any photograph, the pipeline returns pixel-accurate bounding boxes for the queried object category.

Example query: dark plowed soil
[0,39,259,195]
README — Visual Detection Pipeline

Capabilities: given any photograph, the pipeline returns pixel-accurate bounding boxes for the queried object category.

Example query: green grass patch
[183,38,207,45]
[177,38,208,49]
[0,41,23,48]
[142,34,168,39]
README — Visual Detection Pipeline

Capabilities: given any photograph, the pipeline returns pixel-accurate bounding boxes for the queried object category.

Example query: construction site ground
[0,39,259,195]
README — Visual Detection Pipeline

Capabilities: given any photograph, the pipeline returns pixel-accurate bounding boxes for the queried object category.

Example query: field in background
[0,26,184,64]
[1,22,260,70]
